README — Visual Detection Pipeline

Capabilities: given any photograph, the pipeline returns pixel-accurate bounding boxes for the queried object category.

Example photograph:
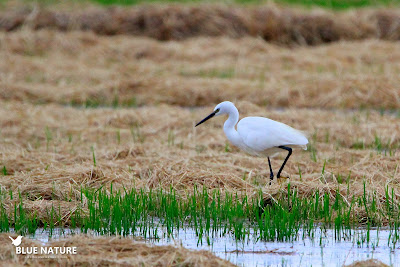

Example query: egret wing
[237,117,308,153]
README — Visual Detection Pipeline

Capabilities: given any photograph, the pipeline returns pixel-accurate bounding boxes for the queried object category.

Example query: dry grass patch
[0,233,234,266]
[2,1,400,45]
[345,259,389,267]
[1,30,400,109]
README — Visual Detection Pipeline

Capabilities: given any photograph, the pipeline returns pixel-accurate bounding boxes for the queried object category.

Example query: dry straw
[1,2,400,45]
[1,233,235,266]
[0,2,400,264]
[1,30,400,109]
[345,259,389,267]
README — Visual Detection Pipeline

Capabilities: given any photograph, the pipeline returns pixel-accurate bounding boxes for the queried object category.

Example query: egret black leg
[268,157,274,182]
[277,146,292,179]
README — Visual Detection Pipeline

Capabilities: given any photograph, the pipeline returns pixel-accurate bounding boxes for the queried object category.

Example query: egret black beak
[195,110,218,127]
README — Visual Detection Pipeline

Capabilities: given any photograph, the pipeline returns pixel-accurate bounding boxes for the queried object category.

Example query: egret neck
[223,105,243,149]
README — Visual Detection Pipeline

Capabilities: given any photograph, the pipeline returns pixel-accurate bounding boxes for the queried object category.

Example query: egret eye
[215,108,220,114]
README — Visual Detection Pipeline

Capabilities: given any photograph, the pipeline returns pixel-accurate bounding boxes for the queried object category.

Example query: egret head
[195,101,235,127]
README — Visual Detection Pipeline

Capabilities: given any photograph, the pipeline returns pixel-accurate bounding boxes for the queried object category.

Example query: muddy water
[30,227,398,266]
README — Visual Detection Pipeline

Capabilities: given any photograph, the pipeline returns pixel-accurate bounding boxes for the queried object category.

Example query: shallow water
[27,227,398,267]
[154,228,398,267]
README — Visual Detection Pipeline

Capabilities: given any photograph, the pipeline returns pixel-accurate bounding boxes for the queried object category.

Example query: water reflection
[28,227,398,266]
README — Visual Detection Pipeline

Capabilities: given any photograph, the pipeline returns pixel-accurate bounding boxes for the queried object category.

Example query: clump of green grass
[351,140,366,150]
[90,0,399,10]
[2,166,7,176]
[274,0,398,9]
[91,146,97,167]
[116,129,121,145]
[307,130,318,162]
[11,0,397,9]
[112,94,137,109]
[130,125,145,143]
[225,142,230,152]
[351,135,398,155]
[44,126,53,152]
[180,68,235,79]
[1,184,400,247]
[168,129,175,147]
[195,145,206,154]
[69,96,137,109]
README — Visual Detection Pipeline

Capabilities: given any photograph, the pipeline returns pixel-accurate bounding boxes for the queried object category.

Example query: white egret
[195,101,308,183]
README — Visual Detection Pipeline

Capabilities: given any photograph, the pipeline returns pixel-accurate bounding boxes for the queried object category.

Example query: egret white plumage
[195,101,308,183]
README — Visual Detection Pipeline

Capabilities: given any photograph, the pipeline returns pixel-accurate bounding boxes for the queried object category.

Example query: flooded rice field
[27,226,398,266]
[1,2,400,265]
